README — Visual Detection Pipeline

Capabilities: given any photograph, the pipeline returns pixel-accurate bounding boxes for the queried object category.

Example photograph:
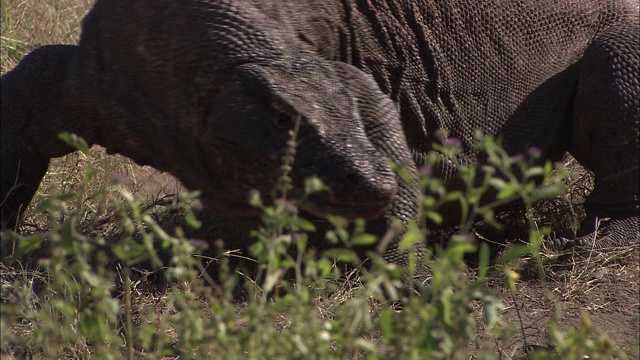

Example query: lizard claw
[551,228,578,250]
[551,214,639,250]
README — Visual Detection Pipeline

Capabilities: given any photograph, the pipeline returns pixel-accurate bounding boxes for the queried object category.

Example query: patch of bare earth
[471,157,639,358]
[489,247,640,358]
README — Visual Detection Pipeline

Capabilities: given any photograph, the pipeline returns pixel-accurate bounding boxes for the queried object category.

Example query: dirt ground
[3,152,637,359]
[126,168,640,359]
[493,248,639,358]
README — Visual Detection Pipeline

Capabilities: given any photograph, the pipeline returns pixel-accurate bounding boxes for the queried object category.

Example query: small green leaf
[497,243,530,264]
[80,310,106,339]
[248,190,262,208]
[112,241,150,264]
[304,176,328,194]
[297,217,316,232]
[544,160,554,177]
[184,210,202,230]
[322,249,360,265]
[263,268,285,293]
[58,131,90,154]
[82,271,104,288]
[504,267,521,293]
[325,231,338,244]
[82,165,96,184]
[478,208,502,229]
[482,296,503,328]
[524,167,544,178]
[390,161,414,184]
[425,211,443,225]
[488,178,506,190]
[444,190,464,202]
[496,183,517,200]
[478,242,490,281]
[422,196,436,208]
[354,338,377,353]
[399,228,421,251]
[33,192,76,213]
[351,233,378,246]
[379,307,395,339]
[17,233,44,257]
[530,184,564,201]
[317,258,333,278]
[59,220,76,252]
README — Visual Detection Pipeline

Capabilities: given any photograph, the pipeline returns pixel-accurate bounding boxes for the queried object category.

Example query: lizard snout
[299,179,397,220]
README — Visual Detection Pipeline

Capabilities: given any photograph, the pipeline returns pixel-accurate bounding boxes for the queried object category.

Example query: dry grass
[1,0,184,242]
[1,0,94,72]
[1,1,637,359]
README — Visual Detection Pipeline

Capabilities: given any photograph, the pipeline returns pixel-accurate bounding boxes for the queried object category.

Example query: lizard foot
[552,214,639,250]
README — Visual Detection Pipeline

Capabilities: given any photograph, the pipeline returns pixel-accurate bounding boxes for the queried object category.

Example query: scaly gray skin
[1,1,638,263]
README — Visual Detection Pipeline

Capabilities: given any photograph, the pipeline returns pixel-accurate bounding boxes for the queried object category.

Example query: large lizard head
[199,59,400,220]
[67,0,414,221]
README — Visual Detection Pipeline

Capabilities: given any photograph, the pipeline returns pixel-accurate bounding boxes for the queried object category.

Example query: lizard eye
[270,101,298,129]
[272,112,295,129]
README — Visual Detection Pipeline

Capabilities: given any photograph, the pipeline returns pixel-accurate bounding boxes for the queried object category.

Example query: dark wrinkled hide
[2,1,638,272]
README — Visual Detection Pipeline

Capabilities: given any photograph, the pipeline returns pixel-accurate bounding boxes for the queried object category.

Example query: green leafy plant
[1,130,630,359]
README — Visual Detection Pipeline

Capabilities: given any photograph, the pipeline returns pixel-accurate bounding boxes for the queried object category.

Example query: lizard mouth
[298,190,395,221]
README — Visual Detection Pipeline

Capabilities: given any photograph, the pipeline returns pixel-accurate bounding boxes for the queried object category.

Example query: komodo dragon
[2,0,638,267]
